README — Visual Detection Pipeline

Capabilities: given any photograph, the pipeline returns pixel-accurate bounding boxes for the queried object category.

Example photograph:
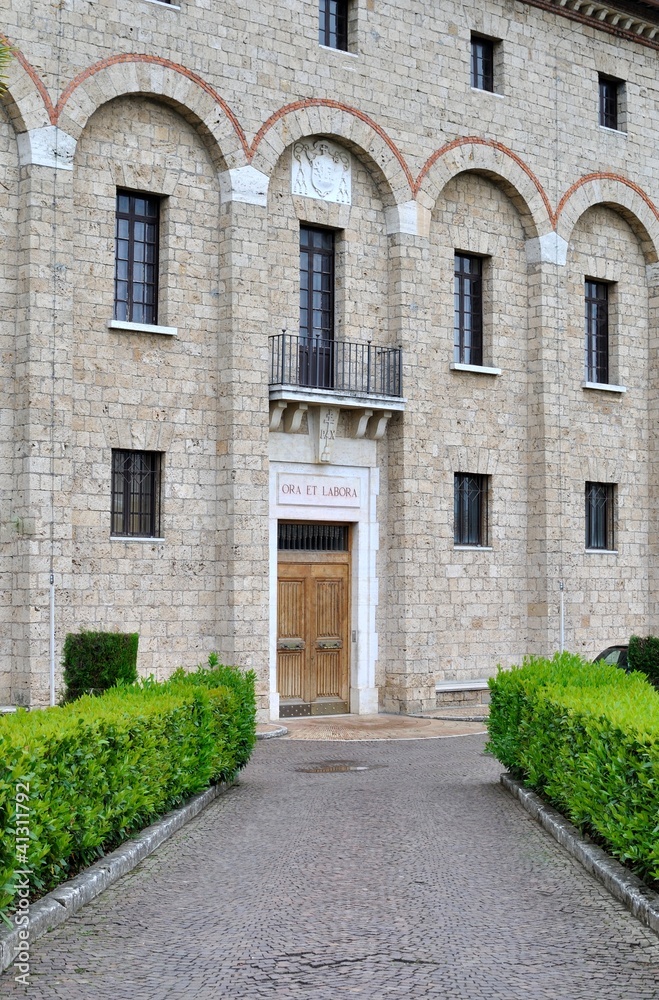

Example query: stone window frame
[111,449,163,539]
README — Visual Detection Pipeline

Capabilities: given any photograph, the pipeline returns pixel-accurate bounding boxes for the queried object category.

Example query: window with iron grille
[115,191,160,325]
[599,75,621,130]
[585,279,609,384]
[585,482,615,550]
[454,474,488,546]
[319,0,348,50]
[111,450,162,538]
[471,36,495,92]
[278,522,349,552]
[454,253,484,366]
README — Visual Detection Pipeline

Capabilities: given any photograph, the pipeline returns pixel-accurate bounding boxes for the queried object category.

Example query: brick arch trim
[0,34,55,131]
[415,137,554,239]
[53,53,249,164]
[250,99,415,204]
[556,173,659,263]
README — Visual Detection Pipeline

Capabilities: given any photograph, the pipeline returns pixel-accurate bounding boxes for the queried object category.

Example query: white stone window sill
[450,363,502,376]
[599,125,627,137]
[107,319,177,337]
[142,0,179,7]
[585,548,618,555]
[470,87,505,99]
[582,381,626,393]
[318,44,359,58]
[453,545,493,551]
[111,536,165,543]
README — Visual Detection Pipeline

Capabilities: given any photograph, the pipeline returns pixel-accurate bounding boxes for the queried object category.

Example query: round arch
[0,36,54,133]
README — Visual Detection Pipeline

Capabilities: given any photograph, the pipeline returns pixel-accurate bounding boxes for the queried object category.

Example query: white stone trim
[110,536,165,543]
[582,381,627,393]
[436,679,489,692]
[450,362,502,376]
[142,0,180,6]
[107,320,178,337]
[318,44,359,58]
[17,126,76,171]
[219,166,270,207]
[385,201,419,236]
[525,232,568,266]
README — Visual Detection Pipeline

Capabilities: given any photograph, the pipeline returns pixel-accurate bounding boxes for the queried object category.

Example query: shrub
[628,635,659,689]
[62,631,139,701]
[0,658,256,912]
[486,652,659,885]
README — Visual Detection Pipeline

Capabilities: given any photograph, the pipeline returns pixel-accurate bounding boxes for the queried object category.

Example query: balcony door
[299,226,335,389]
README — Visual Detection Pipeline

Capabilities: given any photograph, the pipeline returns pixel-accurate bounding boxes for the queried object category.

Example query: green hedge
[62,630,139,701]
[0,657,256,912]
[486,652,659,885]
[628,635,659,689]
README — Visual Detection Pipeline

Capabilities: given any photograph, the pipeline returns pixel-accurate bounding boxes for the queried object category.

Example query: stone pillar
[216,167,271,719]
[12,128,76,705]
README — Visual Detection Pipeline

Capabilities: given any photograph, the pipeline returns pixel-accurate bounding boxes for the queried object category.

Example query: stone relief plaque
[278,474,360,507]
[292,139,351,204]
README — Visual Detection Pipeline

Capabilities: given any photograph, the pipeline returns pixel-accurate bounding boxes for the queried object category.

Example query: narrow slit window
[585,279,609,384]
[454,253,484,366]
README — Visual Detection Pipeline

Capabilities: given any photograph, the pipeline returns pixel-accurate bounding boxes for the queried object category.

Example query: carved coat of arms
[292,139,351,204]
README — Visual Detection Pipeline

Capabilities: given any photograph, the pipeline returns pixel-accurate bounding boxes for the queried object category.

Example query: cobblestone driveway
[2,734,658,998]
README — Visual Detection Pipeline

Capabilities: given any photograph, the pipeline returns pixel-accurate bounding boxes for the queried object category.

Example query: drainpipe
[49,573,55,707]
[559,580,565,653]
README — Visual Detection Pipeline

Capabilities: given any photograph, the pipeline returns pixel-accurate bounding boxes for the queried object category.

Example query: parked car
[593,645,629,670]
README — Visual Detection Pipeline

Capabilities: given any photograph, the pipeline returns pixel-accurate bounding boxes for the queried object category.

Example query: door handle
[277,639,305,651]
[316,639,342,650]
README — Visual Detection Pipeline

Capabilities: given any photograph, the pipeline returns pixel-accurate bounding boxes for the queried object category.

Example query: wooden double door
[277,552,350,717]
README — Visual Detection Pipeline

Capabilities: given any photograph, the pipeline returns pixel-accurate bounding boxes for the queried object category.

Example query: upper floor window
[454,473,489,547]
[585,279,610,384]
[299,225,335,388]
[599,75,623,131]
[115,191,160,326]
[454,253,483,366]
[111,449,162,538]
[471,35,495,92]
[585,482,615,551]
[319,0,348,50]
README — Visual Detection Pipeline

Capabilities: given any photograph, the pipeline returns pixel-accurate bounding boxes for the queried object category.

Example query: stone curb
[501,773,659,936]
[0,779,234,973]
[256,725,288,740]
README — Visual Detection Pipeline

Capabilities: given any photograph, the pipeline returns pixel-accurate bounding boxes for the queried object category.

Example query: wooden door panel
[315,651,342,699]
[277,577,306,703]
[315,579,342,638]
[278,652,304,700]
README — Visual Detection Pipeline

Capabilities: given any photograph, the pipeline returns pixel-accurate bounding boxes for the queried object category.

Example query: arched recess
[54,56,247,171]
[415,138,553,241]
[556,174,659,264]
[0,40,54,133]
[251,101,412,209]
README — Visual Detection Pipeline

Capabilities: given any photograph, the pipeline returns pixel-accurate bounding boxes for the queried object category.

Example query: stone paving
[2,734,658,998]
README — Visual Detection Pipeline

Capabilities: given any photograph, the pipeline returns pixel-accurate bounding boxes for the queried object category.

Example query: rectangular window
[454,473,488,547]
[319,0,348,50]
[299,225,335,388]
[471,36,494,92]
[585,279,609,384]
[585,482,615,550]
[111,450,162,538]
[599,75,620,130]
[115,191,160,325]
[454,253,483,366]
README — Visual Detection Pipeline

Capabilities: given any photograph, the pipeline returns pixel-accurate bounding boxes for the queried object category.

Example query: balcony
[269,333,405,411]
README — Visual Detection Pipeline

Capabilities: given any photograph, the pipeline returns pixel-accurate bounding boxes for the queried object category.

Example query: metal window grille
[111,450,162,538]
[454,253,483,366]
[585,280,609,384]
[599,76,619,130]
[586,482,615,550]
[319,0,348,50]
[454,474,488,546]
[278,522,349,552]
[471,37,494,91]
[115,191,160,325]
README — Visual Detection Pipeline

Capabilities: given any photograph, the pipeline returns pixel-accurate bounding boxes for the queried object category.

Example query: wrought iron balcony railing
[269,334,403,398]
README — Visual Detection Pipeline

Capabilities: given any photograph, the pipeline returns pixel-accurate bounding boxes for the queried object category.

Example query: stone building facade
[3,0,659,718]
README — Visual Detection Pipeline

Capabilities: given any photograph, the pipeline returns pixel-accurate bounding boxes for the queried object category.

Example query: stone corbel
[351,408,373,439]
[368,410,393,441]
[283,402,308,433]
[269,401,288,431]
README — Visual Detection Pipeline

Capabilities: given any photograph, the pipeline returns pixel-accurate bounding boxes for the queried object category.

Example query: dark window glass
[319,0,348,50]
[586,482,615,550]
[454,474,488,546]
[454,253,483,366]
[111,450,162,538]
[115,191,160,325]
[585,280,609,384]
[471,37,494,92]
[299,226,335,388]
[278,523,349,551]
[599,76,619,130]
